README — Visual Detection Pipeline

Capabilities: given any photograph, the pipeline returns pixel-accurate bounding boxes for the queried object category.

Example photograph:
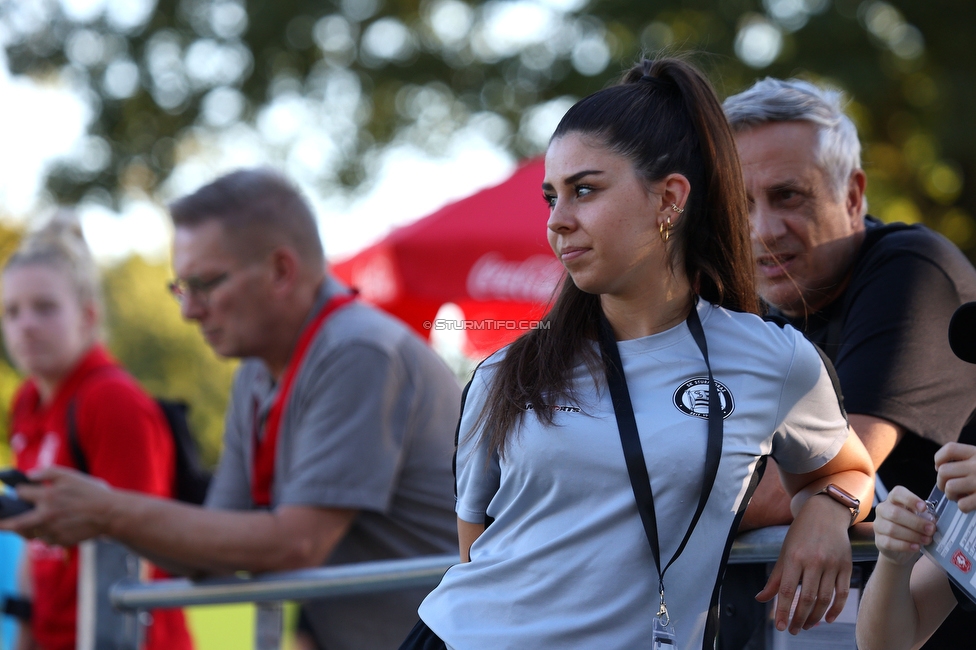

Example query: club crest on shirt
[673,377,734,419]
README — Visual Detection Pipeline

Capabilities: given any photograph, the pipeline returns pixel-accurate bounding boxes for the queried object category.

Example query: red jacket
[10,345,193,650]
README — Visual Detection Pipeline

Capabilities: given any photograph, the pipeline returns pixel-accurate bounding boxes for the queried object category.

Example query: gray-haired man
[719,78,976,648]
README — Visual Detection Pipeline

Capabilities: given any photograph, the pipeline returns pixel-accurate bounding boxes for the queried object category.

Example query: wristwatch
[816,484,860,527]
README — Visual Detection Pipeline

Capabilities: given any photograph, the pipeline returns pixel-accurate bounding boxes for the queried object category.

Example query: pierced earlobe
[659,216,673,242]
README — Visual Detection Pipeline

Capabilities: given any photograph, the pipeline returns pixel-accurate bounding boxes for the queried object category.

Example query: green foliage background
[0,221,234,468]
[2,0,975,462]
[2,0,974,260]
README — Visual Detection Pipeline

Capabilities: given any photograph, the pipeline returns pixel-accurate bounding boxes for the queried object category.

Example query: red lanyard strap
[251,293,356,507]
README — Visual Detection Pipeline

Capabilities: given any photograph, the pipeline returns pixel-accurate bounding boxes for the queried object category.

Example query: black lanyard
[597,303,723,624]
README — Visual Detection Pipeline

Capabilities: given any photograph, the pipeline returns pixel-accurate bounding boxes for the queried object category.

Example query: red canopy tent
[330,158,564,358]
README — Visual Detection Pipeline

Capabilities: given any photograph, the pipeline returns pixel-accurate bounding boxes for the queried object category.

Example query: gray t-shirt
[207,278,461,649]
[419,300,849,650]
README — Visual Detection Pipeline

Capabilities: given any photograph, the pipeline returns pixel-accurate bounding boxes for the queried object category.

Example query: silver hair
[723,78,862,202]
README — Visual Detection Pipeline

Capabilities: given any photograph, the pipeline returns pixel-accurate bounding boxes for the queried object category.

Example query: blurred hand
[756,495,852,635]
[0,466,112,546]
[874,486,936,566]
[935,442,976,512]
[16,621,38,650]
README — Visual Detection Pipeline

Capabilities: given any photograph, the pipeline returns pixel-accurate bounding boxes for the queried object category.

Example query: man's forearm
[129,546,207,579]
[848,413,904,470]
[5,468,347,574]
[101,490,355,575]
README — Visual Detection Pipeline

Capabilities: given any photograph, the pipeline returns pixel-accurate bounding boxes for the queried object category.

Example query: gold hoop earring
[671,203,684,214]
[659,216,672,242]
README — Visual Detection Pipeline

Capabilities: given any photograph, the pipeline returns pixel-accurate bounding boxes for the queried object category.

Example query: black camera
[949,302,976,364]
[0,468,34,519]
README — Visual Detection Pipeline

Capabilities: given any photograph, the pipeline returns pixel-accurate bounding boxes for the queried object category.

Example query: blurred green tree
[1,0,973,258]
[101,255,235,466]
[0,221,25,467]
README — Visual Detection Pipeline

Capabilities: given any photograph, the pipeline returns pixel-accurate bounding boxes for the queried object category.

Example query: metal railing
[78,524,878,650]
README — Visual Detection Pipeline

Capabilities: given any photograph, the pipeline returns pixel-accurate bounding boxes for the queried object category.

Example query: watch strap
[816,483,860,527]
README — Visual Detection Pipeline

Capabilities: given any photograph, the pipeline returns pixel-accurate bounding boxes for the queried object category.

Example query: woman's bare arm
[458,518,485,563]
[757,430,875,635]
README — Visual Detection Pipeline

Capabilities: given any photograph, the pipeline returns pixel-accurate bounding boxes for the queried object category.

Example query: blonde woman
[1,218,192,650]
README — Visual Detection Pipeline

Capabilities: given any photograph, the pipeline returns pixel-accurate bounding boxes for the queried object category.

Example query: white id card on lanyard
[652,614,677,648]
[651,585,678,648]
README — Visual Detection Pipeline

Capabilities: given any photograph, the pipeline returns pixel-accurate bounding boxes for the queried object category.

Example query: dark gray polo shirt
[207,277,460,649]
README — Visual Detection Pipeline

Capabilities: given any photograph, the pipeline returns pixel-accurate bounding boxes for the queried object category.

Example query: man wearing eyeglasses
[1,168,462,650]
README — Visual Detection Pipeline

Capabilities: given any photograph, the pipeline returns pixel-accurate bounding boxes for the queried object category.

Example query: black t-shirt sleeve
[836,240,976,446]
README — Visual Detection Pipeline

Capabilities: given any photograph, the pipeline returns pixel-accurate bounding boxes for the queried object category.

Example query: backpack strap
[66,398,90,475]
[64,365,128,476]
[62,367,211,503]
[155,398,211,505]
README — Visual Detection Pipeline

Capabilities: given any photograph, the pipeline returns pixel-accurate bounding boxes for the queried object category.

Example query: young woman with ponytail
[401,58,875,650]
[1,218,193,650]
